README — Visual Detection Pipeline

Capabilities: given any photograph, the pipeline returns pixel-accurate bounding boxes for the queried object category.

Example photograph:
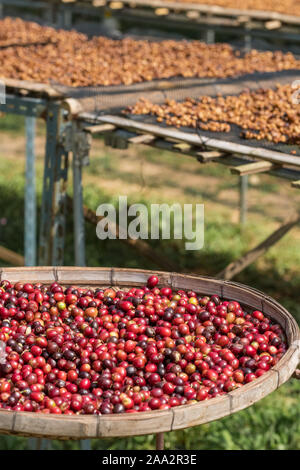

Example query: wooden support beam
[155,8,169,16]
[217,155,300,182]
[98,126,300,190]
[93,0,106,6]
[197,150,226,162]
[237,15,250,24]
[128,134,156,144]
[96,129,300,187]
[0,245,25,267]
[186,11,200,20]
[81,118,300,183]
[91,115,300,169]
[2,78,62,99]
[217,213,300,280]
[265,20,282,30]
[66,196,180,273]
[85,123,116,134]
[172,142,192,153]
[291,180,300,188]
[106,0,300,26]
[63,98,83,117]
[231,160,274,176]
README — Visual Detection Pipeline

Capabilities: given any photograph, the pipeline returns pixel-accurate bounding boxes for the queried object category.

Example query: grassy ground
[0,114,299,450]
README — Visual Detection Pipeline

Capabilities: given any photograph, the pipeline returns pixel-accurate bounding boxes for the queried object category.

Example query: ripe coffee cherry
[147,276,159,288]
[0,275,286,415]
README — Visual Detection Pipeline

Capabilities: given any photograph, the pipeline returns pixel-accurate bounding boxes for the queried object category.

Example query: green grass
[0,114,24,133]
[0,114,299,450]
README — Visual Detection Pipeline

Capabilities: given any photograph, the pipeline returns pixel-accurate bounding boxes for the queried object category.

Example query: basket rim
[0,267,298,440]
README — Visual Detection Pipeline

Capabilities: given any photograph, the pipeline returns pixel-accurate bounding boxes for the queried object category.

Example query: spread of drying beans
[0,17,86,47]
[127,84,300,145]
[1,18,300,87]
[163,0,300,17]
[0,276,286,415]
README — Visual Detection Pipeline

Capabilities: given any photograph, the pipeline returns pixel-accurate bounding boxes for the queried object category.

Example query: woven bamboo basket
[0,267,298,440]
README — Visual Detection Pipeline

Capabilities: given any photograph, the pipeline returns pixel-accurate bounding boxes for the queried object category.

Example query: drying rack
[0,267,298,450]
[1,0,300,47]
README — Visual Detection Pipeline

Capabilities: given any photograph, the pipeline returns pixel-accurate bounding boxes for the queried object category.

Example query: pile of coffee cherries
[0,276,286,415]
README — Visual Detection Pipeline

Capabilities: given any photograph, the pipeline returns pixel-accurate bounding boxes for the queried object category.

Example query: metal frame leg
[244,33,252,52]
[59,5,73,28]
[205,28,215,44]
[39,103,69,266]
[73,157,85,266]
[28,437,52,450]
[73,143,86,267]
[25,116,37,267]
[72,125,91,267]
[239,175,248,226]
[80,440,91,450]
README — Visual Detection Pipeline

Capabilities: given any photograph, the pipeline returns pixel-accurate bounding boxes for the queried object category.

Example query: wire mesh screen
[51,69,300,115]
[51,69,300,157]
[3,16,298,158]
